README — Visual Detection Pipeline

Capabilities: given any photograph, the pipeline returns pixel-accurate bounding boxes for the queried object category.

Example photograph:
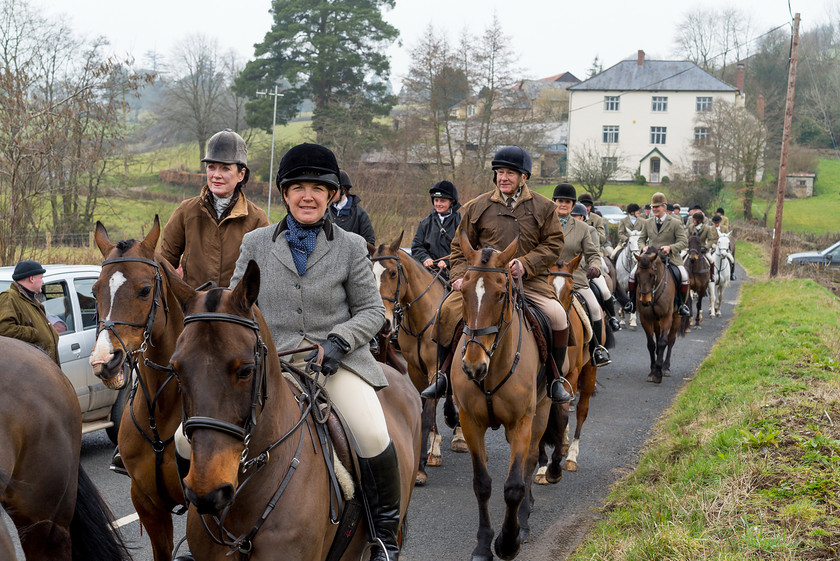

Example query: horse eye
[139,286,152,298]
[498,293,505,302]
[236,365,255,380]
[389,270,397,278]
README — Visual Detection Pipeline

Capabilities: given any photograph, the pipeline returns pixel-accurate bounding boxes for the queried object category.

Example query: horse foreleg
[644,328,658,381]
[494,418,531,561]
[417,400,435,482]
[565,363,597,472]
[519,399,551,537]
[459,419,494,561]
[535,403,565,485]
[131,483,174,561]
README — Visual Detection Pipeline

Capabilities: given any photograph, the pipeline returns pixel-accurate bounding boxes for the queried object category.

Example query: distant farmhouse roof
[569,60,737,93]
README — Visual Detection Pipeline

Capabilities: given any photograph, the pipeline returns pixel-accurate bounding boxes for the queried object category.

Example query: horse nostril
[189,484,235,515]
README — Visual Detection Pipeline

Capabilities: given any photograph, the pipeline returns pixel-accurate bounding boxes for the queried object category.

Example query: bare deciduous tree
[569,141,626,200]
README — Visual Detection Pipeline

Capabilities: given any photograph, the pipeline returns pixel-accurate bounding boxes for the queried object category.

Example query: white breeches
[591,274,612,299]
[576,286,603,321]
[525,289,568,331]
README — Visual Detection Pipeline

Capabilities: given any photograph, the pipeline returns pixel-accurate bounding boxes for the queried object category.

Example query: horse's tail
[70,465,132,561]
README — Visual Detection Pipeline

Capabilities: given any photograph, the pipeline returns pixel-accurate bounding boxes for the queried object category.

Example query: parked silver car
[786,240,840,270]
[0,264,127,443]
[594,205,626,225]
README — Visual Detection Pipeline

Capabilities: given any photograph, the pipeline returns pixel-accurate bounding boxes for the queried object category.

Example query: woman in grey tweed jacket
[229,143,401,561]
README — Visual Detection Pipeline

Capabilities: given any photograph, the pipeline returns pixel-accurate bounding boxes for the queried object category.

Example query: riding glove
[586,266,601,279]
[306,333,351,377]
[701,247,707,254]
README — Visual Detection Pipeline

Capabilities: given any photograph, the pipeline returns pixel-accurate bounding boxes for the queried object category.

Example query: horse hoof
[563,459,578,472]
[646,374,662,384]
[663,370,671,377]
[415,472,428,486]
[427,454,442,467]
[546,468,563,484]
[494,534,520,561]
[451,428,469,453]
[470,554,493,561]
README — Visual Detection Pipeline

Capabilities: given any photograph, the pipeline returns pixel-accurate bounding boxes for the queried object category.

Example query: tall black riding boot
[420,343,451,400]
[603,295,621,332]
[109,446,128,477]
[678,284,691,317]
[359,442,402,561]
[590,320,611,367]
[624,279,636,313]
[548,328,572,403]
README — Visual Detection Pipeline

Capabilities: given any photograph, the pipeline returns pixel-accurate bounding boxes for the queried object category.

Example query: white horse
[614,230,642,329]
[710,233,732,317]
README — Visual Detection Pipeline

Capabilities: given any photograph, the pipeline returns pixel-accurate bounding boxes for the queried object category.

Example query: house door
[649,158,661,183]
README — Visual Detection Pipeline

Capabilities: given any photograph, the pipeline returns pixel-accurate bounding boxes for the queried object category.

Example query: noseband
[179,313,269,447]
[371,253,444,338]
[637,255,668,307]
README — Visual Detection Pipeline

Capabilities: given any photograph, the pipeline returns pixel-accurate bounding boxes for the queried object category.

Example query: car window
[74,278,99,330]
[828,245,840,260]
[0,281,10,292]
[43,281,75,334]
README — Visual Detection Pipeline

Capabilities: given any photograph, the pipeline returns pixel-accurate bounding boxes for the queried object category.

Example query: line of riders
[2,129,734,561]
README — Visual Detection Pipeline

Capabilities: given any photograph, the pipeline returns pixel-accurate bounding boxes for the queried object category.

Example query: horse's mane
[638,247,662,269]
[480,247,498,264]
[115,239,137,254]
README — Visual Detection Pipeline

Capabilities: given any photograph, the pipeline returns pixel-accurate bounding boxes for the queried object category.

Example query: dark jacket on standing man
[328,194,376,246]
[0,283,60,364]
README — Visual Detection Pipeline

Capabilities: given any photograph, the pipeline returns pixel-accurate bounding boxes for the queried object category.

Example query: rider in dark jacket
[411,180,461,277]
[327,170,376,245]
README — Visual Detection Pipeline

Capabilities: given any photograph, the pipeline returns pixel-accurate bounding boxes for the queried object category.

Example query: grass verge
[569,279,840,560]
[737,241,770,279]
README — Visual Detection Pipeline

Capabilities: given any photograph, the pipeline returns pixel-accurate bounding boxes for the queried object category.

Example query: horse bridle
[169,311,314,560]
[461,265,518,360]
[179,313,269,447]
[97,256,168,365]
[371,253,444,338]
[637,254,668,307]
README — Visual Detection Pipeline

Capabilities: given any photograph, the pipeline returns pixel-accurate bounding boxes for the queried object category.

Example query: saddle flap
[522,297,550,364]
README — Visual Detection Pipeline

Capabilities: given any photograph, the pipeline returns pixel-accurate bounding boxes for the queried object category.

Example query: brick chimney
[736,62,745,92]
[637,50,645,66]
[757,94,765,120]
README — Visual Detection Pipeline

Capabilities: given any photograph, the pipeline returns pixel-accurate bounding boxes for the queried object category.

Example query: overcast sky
[42,0,836,90]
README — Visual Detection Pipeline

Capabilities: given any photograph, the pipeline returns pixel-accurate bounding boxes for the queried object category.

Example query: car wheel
[106,382,130,445]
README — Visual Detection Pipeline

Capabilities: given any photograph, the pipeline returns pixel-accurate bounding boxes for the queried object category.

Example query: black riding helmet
[552,183,577,201]
[627,203,640,214]
[578,192,594,207]
[429,180,458,204]
[276,143,340,191]
[491,146,532,183]
[339,170,352,198]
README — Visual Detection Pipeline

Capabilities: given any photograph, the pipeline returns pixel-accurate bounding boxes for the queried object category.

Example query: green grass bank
[569,278,840,560]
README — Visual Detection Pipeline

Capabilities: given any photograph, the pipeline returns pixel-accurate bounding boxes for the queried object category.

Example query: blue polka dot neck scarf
[284,216,319,275]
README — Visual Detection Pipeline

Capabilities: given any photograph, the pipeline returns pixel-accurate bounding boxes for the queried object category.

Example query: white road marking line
[115,512,139,528]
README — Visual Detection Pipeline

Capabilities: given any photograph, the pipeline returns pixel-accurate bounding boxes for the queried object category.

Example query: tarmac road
[4,267,742,560]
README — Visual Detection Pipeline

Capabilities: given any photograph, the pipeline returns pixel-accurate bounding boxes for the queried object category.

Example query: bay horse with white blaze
[0,336,130,561]
[161,259,421,560]
[90,217,187,561]
[451,232,551,561]
[370,232,465,485]
[634,248,687,383]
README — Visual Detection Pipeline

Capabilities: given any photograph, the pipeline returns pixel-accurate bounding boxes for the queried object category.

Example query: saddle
[521,296,550,364]
[279,363,364,561]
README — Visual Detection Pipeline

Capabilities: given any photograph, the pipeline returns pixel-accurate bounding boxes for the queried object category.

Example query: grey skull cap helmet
[202,129,248,166]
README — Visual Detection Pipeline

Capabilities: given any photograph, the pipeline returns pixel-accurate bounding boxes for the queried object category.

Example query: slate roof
[569,60,737,93]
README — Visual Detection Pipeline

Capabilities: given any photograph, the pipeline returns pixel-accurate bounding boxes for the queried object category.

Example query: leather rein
[461,265,524,429]
[97,256,180,509]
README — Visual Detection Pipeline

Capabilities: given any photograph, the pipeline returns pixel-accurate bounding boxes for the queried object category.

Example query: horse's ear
[94,221,115,258]
[140,215,161,254]
[232,260,261,310]
[499,236,519,265]
[569,252,583,272]
[634,253,642,263]
[388,231,404,254]
[160,258,196,308]
[459,230,476,261]
[367,242,376,257]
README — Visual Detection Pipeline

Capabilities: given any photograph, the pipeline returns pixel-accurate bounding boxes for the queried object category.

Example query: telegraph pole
[770,12,800,277]
[256,85,284,222]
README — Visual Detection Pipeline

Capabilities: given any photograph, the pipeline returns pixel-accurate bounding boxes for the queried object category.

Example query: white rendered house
[567,50,745,184]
